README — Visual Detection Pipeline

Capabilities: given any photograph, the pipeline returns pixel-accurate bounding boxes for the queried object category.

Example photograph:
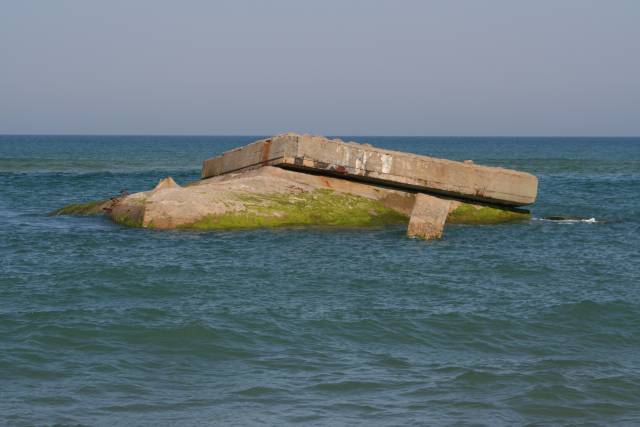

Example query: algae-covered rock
[101,169,412,230]
[447,202,530,224]
[183,189,406,230]
[131,173,407,229]
[49,199,110,216]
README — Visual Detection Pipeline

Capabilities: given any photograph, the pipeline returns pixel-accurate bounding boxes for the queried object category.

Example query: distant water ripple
[1,136,640,426]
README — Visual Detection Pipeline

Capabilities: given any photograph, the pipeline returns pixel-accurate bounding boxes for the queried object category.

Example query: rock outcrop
[109,167,411,229]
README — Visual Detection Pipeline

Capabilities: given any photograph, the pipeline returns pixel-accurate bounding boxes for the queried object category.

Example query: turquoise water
[1,136,639,426]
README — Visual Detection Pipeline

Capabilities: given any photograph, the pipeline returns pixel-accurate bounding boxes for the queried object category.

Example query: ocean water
[1,135,639,426]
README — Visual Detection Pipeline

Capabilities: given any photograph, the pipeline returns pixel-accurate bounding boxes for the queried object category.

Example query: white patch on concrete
[381,154,393,174]
[355,150,365,173]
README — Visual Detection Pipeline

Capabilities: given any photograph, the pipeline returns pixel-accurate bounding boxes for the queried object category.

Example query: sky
[1,0,639,136]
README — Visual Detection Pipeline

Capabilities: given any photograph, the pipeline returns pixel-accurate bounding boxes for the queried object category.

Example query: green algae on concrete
[447,203,530,224]
[50,192,530,230]
[182,189,408,230]
[111,212,144,228]
[49,199,108,216]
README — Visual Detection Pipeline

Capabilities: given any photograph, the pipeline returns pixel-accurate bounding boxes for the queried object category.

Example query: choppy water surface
[1,136,639,426]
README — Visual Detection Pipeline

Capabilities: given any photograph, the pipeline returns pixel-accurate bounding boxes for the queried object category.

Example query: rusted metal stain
[334,165,347,174]
[261,139,272,166]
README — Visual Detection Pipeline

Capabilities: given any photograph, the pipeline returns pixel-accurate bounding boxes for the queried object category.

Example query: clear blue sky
[1,0,639,136]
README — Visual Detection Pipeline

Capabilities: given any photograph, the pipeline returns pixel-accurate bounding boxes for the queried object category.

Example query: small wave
[310,380,389,393]
[235,386,287,397]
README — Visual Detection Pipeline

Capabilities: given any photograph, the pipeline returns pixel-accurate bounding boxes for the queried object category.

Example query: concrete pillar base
[407,193,451,240]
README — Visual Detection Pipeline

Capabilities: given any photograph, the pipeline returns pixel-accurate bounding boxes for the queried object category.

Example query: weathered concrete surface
[202,133,538,206]
[153,176,180,191]
[407,193,451,240]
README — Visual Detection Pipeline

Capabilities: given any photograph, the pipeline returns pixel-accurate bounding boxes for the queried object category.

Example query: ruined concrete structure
[202,133,538,239]
[53,133,538,240]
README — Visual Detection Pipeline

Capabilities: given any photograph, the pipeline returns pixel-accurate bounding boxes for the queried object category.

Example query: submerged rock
[543,215,592,221]
[49,199,110,216]
[447,202,530,224]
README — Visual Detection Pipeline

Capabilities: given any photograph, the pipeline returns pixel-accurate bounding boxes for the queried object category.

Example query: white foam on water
[534,217,598,224]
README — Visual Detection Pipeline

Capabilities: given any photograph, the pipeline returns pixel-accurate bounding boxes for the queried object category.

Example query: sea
[1,135,639,426]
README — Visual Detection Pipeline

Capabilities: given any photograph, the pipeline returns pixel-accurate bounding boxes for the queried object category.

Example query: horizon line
[1,133,639,139]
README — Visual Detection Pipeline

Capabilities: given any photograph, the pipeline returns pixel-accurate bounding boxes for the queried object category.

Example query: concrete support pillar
[407,193,451,240]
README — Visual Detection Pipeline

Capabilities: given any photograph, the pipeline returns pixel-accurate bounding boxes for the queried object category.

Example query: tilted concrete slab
[202,133,538,206]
